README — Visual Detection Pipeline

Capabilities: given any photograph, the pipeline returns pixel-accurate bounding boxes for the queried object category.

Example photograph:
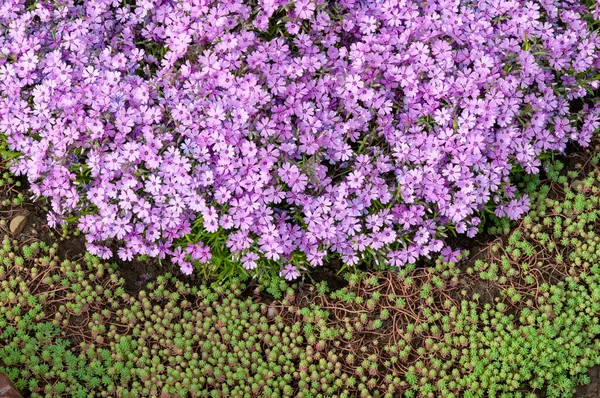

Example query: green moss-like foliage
[3,155,600,397]
[0,240,348,397]
[0,170,24,208]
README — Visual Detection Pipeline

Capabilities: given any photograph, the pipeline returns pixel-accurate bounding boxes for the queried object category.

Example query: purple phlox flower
[87,244,113,260]
[170,246,187,264]
[179,261,194,275]
[117,247,134,261]
[3,0,598,273]
[186,242,212,263]
[280,264,300,281]
[261,239,283,261]
[466,226,479,238]
[203,208,219,232]
[113,217,133,239]
[380,227,397,244]
[387,250,406,267]
[241,251,260,270]
[505,195,530,220]
[180,138,198,155]
[156,240,171,260]
[428,239,445,253]
[307,248,325,266]
[365,213,383,232]
[342,252,360,266]
[441,246,461,263]
[402,245,419,265]
[347,170,364,188]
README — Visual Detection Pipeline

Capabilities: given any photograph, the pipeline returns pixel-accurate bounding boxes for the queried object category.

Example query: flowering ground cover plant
[0,0,599,278]
[5,152,600,397]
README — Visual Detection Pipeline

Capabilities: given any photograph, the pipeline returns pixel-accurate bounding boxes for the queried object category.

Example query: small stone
[9,215,27,235]
[570,180,583,192]
[267,305,279,319]
[0,372,23,398]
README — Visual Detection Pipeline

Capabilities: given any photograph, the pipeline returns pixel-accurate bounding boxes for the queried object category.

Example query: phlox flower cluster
[0,0,599,279]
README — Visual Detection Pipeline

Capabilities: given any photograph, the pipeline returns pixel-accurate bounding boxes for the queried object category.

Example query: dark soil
[575,366,600,398]
[304,257,349,290]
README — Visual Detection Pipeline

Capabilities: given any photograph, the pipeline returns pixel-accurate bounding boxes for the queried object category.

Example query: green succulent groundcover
[2,156,600,397]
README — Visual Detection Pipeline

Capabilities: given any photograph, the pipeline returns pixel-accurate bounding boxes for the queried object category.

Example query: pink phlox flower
[280,264,300,281]
[241,251,260,270]
[261,238,283,261]
[186,242,212,263]
[441,246,462,263]
[307,248,326,266]
[117,247,134,261]
[387,250,405,267]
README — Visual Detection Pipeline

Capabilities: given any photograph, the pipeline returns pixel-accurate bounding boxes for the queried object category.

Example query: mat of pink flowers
[1,0,599,279]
